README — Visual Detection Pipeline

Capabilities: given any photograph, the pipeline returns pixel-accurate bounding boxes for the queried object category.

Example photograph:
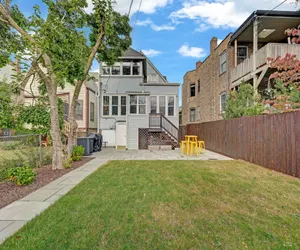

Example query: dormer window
[112,63,121,75]
[122,61,131,75]
[101,60,142,76]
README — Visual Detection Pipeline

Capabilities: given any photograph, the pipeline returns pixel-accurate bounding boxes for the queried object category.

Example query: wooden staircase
[149,113,179,148]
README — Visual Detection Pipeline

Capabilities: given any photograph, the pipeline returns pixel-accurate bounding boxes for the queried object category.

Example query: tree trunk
[67,80,83,156]
[48,85,64,170]
[67,28,105,156]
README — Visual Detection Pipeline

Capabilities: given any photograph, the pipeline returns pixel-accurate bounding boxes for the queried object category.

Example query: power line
[128,0,134,16]
[132,0,143,35]
[262,0,288,17]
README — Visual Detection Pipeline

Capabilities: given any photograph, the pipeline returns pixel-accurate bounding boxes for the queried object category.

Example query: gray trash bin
[77,137,94,156]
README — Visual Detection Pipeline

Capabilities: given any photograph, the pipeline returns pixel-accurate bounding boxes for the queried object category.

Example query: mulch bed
[0,157,94,209]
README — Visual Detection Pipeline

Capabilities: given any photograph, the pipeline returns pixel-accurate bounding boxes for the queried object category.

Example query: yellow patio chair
[180,141,187,155]
[197,141,206,153]
[190,141,200,157]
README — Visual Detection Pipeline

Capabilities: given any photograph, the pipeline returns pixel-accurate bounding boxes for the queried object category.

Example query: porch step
[149,128,162,132]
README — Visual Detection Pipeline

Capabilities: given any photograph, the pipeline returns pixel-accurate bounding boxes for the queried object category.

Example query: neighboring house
[182,10,300,125]
[24,72,99,136]
[0,64,14,84]
[99,48,180,149]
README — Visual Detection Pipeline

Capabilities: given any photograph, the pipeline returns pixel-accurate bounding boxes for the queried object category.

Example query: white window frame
[130,95,147,115]
[168,96,175,117]
[121,96,127,116]
[220,51,227,74]
[237,46,248,60]
[220,93,227,113]
[103,96,110,116]
[111,96,119,116]
[101,61,142,76]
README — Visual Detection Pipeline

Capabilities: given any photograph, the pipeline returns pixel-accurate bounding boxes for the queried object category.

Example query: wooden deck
[230,43,300,86]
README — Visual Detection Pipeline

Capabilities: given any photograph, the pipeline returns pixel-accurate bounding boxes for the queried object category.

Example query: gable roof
[120,48,145,59]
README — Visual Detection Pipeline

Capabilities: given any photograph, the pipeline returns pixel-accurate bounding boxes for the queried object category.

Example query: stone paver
[0,148,231,244]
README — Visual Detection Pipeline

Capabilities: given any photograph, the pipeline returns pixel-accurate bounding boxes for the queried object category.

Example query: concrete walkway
[0,149,231,244]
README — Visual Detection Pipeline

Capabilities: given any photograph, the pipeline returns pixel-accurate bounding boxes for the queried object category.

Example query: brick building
[181,35,234,125]
[181,10,300,126]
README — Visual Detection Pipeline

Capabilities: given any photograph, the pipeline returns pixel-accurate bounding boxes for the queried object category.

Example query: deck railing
[149,113,179,143]
[230,43,300,84]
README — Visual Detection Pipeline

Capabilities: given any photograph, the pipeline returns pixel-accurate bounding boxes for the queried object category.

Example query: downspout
[98,81,103,133]
[86,87,89,136]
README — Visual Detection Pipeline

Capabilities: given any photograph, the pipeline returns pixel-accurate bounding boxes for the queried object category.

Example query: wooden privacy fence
[184,111,300,178]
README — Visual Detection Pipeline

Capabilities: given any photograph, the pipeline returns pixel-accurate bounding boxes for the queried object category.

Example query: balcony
[230,43,300,86]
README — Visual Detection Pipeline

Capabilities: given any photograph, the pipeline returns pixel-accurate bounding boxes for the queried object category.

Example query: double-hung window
[190,108,195,122]
[75,100,83,120]
[122,61,131,75]
[130,95,146,114]
[112,96,119,116]
[168,96,175,116]
[103,96,110,116]
[220,93,227,112]
[190,83,195,97]
[121,96,126,116]
[150,96,157,114]
[112,63,121,75]
[159,96,166,115]
[220,51,227,74]
[90,102,95,122]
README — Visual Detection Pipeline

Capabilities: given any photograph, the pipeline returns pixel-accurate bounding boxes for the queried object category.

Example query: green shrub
[0,141,23,150]
[7,165,36,186]
[0,167,9,182]
[64,158,73,169]
[72,146,85,161]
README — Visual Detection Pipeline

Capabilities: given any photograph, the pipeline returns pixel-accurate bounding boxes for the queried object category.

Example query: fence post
[39,134,43,166]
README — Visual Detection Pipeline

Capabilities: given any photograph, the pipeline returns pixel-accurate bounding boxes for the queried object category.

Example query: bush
[7,165,36,186]
[72,146,85,161]
[64,158,73,169]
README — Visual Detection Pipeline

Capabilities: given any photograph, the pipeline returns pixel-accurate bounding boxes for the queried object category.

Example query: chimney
[196,61,202,69]
[210,37,218,53]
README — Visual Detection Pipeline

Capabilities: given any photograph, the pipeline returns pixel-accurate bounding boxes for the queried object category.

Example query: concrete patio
[0,148,231,244]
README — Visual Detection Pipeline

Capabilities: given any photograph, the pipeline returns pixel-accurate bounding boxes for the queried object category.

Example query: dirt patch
[0,157,94,209]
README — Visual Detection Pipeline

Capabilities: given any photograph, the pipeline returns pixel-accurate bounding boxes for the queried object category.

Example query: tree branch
[32,62,51,87]
[0,4,40,52]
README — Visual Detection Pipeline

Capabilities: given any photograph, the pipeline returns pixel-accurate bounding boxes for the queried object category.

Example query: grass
[1,160,300,249]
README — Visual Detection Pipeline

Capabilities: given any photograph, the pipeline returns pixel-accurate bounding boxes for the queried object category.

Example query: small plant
[72,146,85,161]
[64,158,73,169]
[7,165,36,186]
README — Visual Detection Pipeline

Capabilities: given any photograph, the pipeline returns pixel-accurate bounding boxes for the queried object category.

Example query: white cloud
[86,0,173,16]
[170,0,297,30]
[178,44,206,58]
[195,23,209,32]
[217,38,223,45]
[136,19,176,31]
[142,49,162,57]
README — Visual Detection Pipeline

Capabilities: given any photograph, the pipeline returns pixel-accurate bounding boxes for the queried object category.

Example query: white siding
[127,115,148,149]
[88,89,97,129]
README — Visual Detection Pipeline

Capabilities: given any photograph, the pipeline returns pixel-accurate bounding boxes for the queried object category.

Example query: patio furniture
[197,141,206,153]
[184,135,198,156]
[180,140,187,155]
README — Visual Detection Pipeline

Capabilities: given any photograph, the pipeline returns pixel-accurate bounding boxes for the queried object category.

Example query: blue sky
[13,0,298,87]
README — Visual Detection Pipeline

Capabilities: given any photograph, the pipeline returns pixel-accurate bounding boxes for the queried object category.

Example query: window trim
[220,92,227,113]
[237,46,248,60]
[219,51,227,74]
[101,61,142,76]
[121,96,127,116]
[111,96,119,116]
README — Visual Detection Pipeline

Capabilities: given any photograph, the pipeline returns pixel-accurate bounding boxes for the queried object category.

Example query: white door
[116,123,127,149]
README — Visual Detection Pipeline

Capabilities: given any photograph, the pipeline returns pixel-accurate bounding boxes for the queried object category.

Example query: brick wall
[181,34,235,125]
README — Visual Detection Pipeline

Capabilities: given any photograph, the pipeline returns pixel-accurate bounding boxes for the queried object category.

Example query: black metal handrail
[149,113,179,142]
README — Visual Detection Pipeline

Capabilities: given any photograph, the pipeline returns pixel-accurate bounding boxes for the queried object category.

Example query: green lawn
[2,161,300,249]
